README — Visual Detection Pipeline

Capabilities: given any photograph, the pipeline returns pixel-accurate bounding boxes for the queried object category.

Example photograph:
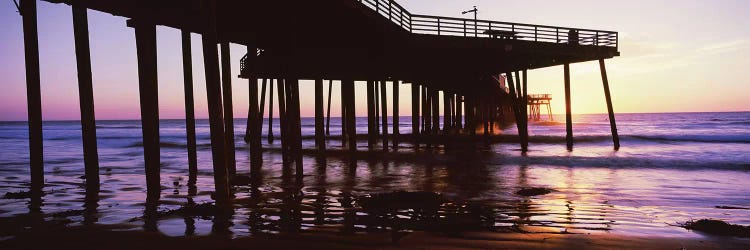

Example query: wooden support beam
[521,70,529,151]
[315,79,325,151]
[132,19,160,198]
[392,81,400,137]
[268,80,274,144]
[380,81,389,150]
[244,82,257,141]
[507,72,523,144]
[456,94,463,130]
[340,80,347,146]
[449,94,455,131]
[289,79,303,176]
[411,82,419,136]
[423,85,430,134]
[180,30,197,184]
[277,79,288,158]
[465,95,475,135]
[20,0,44,195]
[246,50,261,165]
[367,81,376,148]
[481,96,489,136]
[374,81,380,135]
[257,78,267,140]
[343,79,357,151]
[431,88,440,134]
[73,4,99,194]
[599,59,620,150]
[443,91,450,133]
[564,64,573,150]
[220,42,236,176]
[326,80,333,136]
[200,0,229,205]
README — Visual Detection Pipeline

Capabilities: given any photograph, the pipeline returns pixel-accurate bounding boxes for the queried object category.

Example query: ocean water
[0,112,748,238]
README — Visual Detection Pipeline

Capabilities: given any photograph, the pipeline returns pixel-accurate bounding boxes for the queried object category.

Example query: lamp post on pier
[462,6,478,36]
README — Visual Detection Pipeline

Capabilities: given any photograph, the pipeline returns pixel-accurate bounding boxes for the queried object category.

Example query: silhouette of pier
[16,0,620,207]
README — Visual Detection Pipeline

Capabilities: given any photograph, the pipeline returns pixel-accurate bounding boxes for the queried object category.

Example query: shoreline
[2,225,749,249]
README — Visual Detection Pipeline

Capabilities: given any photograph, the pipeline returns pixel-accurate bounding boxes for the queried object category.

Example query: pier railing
[358,0,413,31]
[356,0,618,48]
[528,94,552,100]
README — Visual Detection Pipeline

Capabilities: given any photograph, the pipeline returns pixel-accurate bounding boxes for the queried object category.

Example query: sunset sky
[1,0,748,121]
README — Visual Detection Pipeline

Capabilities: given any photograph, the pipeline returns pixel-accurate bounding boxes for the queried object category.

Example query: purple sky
[1,0,748,121]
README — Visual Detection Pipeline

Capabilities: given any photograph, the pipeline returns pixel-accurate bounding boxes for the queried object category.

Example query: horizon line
[0,110,747,122]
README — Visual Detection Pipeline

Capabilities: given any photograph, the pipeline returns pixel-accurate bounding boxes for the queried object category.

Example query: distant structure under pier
[528,94,553,121]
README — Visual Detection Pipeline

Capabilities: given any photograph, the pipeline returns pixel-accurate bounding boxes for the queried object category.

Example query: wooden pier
[16,0,620,205]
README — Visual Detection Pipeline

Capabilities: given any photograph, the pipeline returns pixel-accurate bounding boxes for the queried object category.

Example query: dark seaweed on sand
[3,191,33,199]
[515,188,556,197]
[678,219,750,238]
[357,191,444,210]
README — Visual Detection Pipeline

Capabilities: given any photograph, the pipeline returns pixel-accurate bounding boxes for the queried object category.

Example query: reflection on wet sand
[2,139,749,244]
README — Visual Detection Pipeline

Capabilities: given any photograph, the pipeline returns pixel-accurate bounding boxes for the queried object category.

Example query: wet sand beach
[1,113,749,249]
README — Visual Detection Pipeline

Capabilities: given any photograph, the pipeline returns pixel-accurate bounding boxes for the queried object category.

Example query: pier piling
[392,80,399,148]
[277,79,288,159]
[326,80,333,136]
[180,30,198,184]
[131,19,160,198]
[315,79,325,151]
[599,59,620,150]
[246,48,262,165]
[456,94,463,130]
[73,3,100,193]
[200,0,229,205]
[380,81,389,150]
[411,82,420,136]
[20,0,44,195]
[564,64,573,150]
[521,69,529,151]
[257,78,267,142]
[268,80,274,143]
[431,88,440,134]
[443,91,450,133]
[507,72,523,146]
[220,42,237,176]
[367,81,376,148]
[422,85,429,134]
[343,80,357,151]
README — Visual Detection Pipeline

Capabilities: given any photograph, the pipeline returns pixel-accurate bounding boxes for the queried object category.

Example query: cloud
[696,40,748,55]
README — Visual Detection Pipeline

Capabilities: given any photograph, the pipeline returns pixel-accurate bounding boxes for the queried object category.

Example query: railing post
[594,31,599,46]
[463,20,466,37]
[437,17,440,35]
[376,0,380,14]
[388,0,392,21]
[556,28,559,43]
[474,20,478,37]
[409,15,413,32]
[535,27,538,42]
